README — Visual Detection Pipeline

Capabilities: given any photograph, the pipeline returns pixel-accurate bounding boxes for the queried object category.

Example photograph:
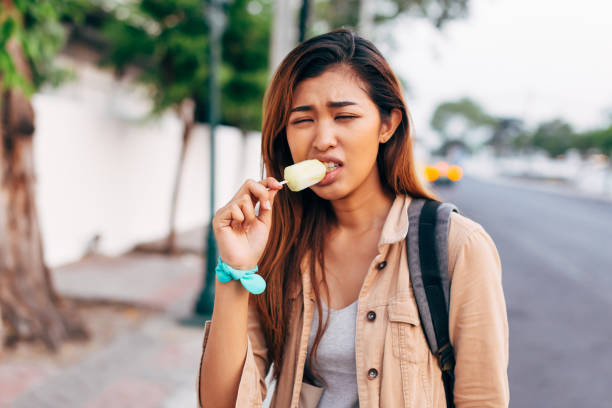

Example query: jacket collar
[287,194,412,300]
[377,194,411,248]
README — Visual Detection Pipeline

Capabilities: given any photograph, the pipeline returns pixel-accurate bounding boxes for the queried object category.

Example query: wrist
[215,257,266,295]
[226,262,257,271]
[218,256,256,271]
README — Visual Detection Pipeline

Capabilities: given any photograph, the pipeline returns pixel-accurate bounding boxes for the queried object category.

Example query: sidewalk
[461,155,612,204]
[0,229,209,408]
[468,172,612,204]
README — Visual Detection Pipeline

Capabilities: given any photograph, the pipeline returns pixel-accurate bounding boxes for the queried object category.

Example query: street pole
[194,0,227,317]
[298,0,310,42]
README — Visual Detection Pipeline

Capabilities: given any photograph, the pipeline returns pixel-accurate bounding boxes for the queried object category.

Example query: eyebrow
[290,101,358,113]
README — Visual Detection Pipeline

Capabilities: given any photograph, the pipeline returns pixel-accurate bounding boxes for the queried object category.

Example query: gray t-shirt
[306,299,360,408]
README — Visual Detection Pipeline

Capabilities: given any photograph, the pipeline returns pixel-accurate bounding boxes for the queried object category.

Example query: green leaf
[0,18,17,47]
[13,0,27,13]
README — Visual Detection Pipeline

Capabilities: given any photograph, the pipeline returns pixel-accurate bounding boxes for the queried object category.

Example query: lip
[311,155,344,166]
[317,165,342,186]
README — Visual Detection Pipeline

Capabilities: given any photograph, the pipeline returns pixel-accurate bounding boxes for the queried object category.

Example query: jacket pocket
[298,382,324,408]
[388,301,428,364]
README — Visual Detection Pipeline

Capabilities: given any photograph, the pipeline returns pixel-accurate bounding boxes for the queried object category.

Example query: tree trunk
[0,39,88,350]
[166,99,196,254]
[270,0,299,72]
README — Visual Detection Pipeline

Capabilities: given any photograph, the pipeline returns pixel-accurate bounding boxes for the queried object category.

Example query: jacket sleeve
[448,225,510,408]
[197,298,271,407]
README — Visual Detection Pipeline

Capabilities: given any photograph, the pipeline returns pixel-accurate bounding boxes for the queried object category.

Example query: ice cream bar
[282,159,327,191]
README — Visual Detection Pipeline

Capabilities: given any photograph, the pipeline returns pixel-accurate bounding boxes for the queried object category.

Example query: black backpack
[406,198,458,408]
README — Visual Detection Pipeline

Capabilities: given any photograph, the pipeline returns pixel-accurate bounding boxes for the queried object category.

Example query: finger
[213,203,244,231]
[233,179,269,208]
[261,177,283,191]
[238,195,257,226]
[228,203,245,230]
[267,188,280,206]
[259,177,284,211]
[248,179,278,205]
[257,187,280,226]
[244,179,278,210]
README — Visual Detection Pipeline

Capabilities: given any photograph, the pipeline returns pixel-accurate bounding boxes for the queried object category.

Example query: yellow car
[424,161,463,186]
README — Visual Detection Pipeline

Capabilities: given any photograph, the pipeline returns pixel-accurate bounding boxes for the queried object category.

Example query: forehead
[292,66,370,103]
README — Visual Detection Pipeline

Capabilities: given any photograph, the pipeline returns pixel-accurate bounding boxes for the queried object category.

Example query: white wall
[33,59,262,267]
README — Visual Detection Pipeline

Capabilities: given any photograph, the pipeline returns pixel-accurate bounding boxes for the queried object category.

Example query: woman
[198,29,509,408]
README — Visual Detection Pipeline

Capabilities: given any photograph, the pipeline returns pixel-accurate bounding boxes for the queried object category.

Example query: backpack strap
[407,198,458,408]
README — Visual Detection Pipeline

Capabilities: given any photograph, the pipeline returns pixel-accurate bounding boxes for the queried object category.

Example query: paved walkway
[0,231,209,408]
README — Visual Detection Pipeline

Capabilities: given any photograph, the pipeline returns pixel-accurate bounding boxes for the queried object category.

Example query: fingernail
[263,200,271,210]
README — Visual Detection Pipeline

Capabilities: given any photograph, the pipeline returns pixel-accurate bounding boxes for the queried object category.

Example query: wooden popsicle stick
[265,180,287,191]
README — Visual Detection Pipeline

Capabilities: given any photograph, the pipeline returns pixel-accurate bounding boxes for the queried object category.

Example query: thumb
[258,188,279,227]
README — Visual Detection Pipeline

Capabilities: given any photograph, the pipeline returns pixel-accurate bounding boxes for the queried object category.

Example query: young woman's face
[285,65,400,201]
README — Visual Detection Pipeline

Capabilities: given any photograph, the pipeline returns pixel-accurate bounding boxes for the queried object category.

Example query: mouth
[323,161,341,173]
[318,161,343,186]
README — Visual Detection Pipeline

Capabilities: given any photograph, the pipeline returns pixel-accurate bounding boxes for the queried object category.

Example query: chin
[310,183,352,201]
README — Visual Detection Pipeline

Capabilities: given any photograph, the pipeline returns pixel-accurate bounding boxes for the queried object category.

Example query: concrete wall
[32,59,262,267]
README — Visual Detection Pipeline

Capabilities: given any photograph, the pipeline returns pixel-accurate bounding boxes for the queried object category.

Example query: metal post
[298,0,310,42]
[194,0,227,317]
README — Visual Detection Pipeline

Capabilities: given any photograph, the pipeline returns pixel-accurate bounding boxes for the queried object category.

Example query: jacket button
[376,261,387,270]
[367,311,376,321]
[367,368,378,380]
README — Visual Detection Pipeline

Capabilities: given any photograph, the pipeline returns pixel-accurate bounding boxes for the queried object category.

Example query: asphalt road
[436,176,612,408]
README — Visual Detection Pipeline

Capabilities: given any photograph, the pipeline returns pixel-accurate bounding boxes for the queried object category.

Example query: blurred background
[0,0,610,407]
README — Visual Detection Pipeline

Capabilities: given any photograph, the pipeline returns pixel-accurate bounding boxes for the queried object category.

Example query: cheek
[348,127,380,159]
[352,132,381,169]
[340,138,379,181]
[361,144,380,170]
[285,131,306,162]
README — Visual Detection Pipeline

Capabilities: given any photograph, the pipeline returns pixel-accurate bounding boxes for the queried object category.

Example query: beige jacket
[198,195,509,407]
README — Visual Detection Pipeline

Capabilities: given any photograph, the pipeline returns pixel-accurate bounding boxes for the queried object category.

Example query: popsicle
[281,159,327,191]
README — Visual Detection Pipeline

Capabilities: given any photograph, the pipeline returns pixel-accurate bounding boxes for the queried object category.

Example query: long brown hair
[255,28,438,381]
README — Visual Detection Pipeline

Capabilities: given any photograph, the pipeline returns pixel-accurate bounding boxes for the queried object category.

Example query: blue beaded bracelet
[215,257,266,295]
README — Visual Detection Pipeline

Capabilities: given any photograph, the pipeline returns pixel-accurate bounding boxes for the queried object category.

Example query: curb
[466,173,612,205]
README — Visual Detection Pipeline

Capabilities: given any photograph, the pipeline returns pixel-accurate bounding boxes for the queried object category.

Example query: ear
[378,108,402,144]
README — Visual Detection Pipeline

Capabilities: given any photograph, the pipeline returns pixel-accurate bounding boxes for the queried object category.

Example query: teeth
[324,162,340,171]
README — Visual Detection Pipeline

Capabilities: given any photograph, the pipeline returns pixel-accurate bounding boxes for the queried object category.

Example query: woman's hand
[212,177,283,270]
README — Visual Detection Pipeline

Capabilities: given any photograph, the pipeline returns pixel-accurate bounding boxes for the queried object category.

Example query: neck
[330,181,394,235]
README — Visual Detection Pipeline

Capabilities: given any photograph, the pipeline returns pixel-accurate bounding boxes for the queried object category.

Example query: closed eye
[291,118,313,124]
[291,116,357,125]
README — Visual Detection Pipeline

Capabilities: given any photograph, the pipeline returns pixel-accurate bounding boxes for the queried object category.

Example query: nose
[312,119,337,151]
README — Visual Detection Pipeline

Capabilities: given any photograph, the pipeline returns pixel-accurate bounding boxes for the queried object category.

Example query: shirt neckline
[321,297,358,313]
